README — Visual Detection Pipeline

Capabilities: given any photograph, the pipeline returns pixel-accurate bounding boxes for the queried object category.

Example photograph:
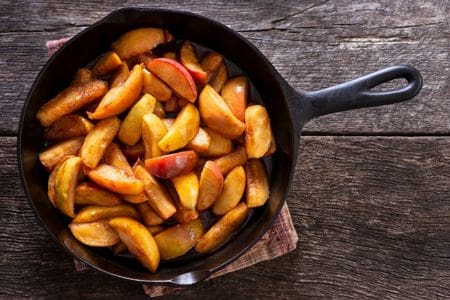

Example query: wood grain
[0,0,448,134]
[2,136,449,298]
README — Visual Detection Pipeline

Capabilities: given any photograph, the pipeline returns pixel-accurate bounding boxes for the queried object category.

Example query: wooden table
[1,1,449,298]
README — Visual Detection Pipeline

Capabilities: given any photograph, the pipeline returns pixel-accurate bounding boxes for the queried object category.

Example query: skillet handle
[301,64,422,122]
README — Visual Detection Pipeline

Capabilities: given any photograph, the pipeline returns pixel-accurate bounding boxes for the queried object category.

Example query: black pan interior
[19,8,297,283]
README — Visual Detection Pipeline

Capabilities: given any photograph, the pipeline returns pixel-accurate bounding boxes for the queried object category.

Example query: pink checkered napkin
[47,37,298,298]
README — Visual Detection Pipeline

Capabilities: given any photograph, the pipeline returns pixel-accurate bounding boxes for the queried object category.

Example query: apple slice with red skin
[179,41,207,84]
[144,150,198,179]
[197,161,224,211]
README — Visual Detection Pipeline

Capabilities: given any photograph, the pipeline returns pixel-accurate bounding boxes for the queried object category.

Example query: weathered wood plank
[1,136,449,298]
[0,0,448,134]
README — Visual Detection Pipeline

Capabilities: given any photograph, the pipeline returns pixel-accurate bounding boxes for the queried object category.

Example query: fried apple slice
[92,51,122,76]
[155,218,204,260]
[104,143,134,176]
[36,79,108,126]
[74,182,122,207]
[212,166,246,215]
[167,182,200,224]
[245,105,272,158]
[200,52,223,83]
[199,85,245,139]
[142,113,167,159]
[146,58,197,102]
[39,137,84,171]
[201,128,232,157]
[137,202,164,226]
[87,164,144,195]
[110,62,129,88]
[121,192,148,204]
[210,62,228,92]
[122,141,145,161]
[88,64,143,120]
[48,161,65,207]
[133,165,176,220]
[69,220,120,247]
[158,103,200,152]
[197,161,224,211]
[73,204,139,223]
[147,225,166,235]
[246,159,270,208]
[144,150,198,179]
[55,156,82,217]
[72,68,92,85]
[186,127,210,153]
[80,117,121,168]
[213,146,247,175]
[172,171,199,210]
[180,41,207,84]
[195,202,249,254]
[142,69,172,101]
[109,216,160,273]
[112,27,165,60]
[44,114,93,141]
[118,93,157,146]
[221,76,248,122]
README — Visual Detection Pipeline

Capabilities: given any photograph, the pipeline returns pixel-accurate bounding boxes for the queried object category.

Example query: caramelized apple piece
[36,79,108,126]
[72,68,92,85]
[142,69,172,101]
[200,52,223,83]
[122,141,145,161]
[92,51,122,76]
[103,143,134,176]
[137,202,164,226]
[118,93,157,146]
[141,113,167,159]
[147,225,166,235]
[54,156,82,217]
[109,216,160,273]
[172,171,199,210]
[48,161,64,207]
[158,103,200,152]
[73,204,139,223]
[110,62,129,88]
[221,76,248,122]
[245,105,272,158]
[75,182,121,207]
[80,117,121,168]
[212,166,246,215]
[213,146,247,175]
[121,192,148,204]
[112,27,165,60]
[199,85,245,139]
[180,41,207,84]
[87,164,144,195]
[195,202,249,254]
[186,127,210,153]
[69,220,120,247]
[201,128,232,157]
[39,137,84,171]
[144,150,198,179]
[44,114,93,141]
[197,161,224,211]
[210,62,228,92]
[155,218,204,260]
[246,159,270,208]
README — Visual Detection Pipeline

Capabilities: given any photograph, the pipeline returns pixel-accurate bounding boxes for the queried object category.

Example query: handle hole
[369,77,408,92]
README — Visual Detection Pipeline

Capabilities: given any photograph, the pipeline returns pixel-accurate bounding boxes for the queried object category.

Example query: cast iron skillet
[18,8,422,285]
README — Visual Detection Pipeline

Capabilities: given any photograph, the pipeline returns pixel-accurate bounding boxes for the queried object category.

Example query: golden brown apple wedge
[112,27,165,60]
[69,220,120,247]
[74,182,122,207]
[197,161,224,211]
[201,128,232,157]
[147,225,166,235]
[109,216,160,273]
[122,141,145,161]
[158,103,200,152]
[212,166,246,215]
[80,117,121,168]
[199,85,245,139]
[180,41,207,84]
[72,68,92,85]
[172,171,199,210]
[121,192,148,204]
[155,218,204,260]
[88,64,143,120]
[103,143,134,176]
[137,202,164,226]
[92,51,122,76]
[146,58,197,102]
[213,146,247,175]
[36,79,108,126]
[195,202,249,254]
[166,182,200,224]
[118,93,157,146]
[133,165,176,220]
[55,156,82,217]
[44,114,93,141]
[245,159,270,208]
[210,62,228,92]
[39,137,84,171]
[221,76,248,122]
[48,161,65,207]
[87,164,144,195]
[186,127,210,153]
[144,150,198,179]
[72,204,139,223]
[200,52,223,83]
[141,113,167,159]
[245,105,272,158]
[110,62,129,88]
[142,68,172,101]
